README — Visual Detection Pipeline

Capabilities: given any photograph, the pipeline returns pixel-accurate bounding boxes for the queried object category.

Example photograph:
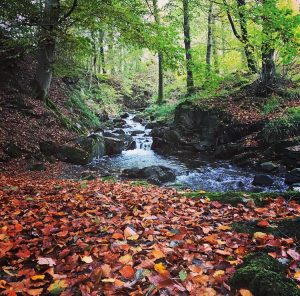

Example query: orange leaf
[151,249,165,259]
[239,289,253,296]
[119,265,135,279]
[154,262,169,277]
[118,254,132,265]
[257,220,270,228]
[15,223,23,232]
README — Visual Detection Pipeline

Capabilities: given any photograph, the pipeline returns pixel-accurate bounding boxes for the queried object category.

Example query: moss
[233,217,300,241]
[231,253,300,296]
[183,191,300,206]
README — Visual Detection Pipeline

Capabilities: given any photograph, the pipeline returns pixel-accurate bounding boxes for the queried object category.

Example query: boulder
[285,168,300,185]
[5,142,23,158]
[132,115,143,123]
[113,129,125,135]
[40,135,105,165]
[284,145,300,160]
[28,163,46,171]
[252,174,274,186]
[260,161,279,172]
[123,166,176,185]
[131,130,144,136]
[104,137,125,155]
[145,122,160,129]
[120,113,129,119]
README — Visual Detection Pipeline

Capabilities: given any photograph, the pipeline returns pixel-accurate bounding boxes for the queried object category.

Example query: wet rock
[131,130,144,136]
[97,110,109,122]
[145,122,160,129]
[285,168,300,185]
[122,166,176,185]
[252,174,274,186]
[120,112,129,119]
[28,163,46,171]
[290,183,300,192]
[104,137,125,155]
[284,145,300,160]
[40,135,105,165]
[260,161,279,172]
[5,142,23,158]
[132,115,143,123]
[113,129,125,135]
[127,141,136,150]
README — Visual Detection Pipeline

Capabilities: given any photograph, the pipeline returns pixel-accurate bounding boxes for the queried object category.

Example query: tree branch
[63,0,78,19]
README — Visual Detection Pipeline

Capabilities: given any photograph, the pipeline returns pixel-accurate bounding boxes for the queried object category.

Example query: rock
[97,110,109,122]
[113,129,125,135]
[131,130,144,136]
[28,163,46,171]
[123,166,176,185]
[215,143,243,159]
[127,141,136,150]
[120,113,129,119]
[104,137,125,155]
[132,115,143,123]
[260,161,279,172]
[285,168,300,185]
[284,145,300,160]
[289,183,300,192]
[40,135,105,165]
[5,142,23,158]
[145,122,160,129]
[252,174,274,186]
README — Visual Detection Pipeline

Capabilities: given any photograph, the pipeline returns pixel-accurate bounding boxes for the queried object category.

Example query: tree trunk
[236,0,257,73]
[33,0,60,100]
[183,0,194,94]
[224,0,257,73]
[99,30,106,74]
[206,1,213,75]
[212,15,220,74]
[153,0,164,105]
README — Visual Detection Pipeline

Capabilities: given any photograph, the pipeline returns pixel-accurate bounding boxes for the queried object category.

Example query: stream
[92,114,288,192]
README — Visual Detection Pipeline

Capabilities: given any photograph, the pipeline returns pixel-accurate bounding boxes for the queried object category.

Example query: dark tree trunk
[206,1,213,75]
[33,0,60,100]
[99,30,106,74]
[153,0,164,105]
[183,0,194,94]
[236,0,257,73]
[225,0,257,73]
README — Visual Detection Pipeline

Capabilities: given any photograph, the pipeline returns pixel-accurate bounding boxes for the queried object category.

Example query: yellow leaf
[239,289,253,296]
[101,278,115,283]
[151,249,165,259]
[81,255,93,263]
[31,275,45,281]
[217,225,231,231]
[154,262,169,276]
[213,270,225,278]
[27,289,43,296]
[118,254,132,265]
[47,280,68,294]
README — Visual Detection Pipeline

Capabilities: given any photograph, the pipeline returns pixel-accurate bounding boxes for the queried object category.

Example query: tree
[33,0,78,99]
[183,0,195,94]
[224,0,257,73]
[206,1,213,75]
[153,0,164,105]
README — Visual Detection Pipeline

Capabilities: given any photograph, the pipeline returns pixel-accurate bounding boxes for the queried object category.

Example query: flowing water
[93,114,288,192]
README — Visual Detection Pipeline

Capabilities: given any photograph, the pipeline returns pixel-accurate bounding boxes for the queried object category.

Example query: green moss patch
[230,252,300,296]
[183,191,300,206]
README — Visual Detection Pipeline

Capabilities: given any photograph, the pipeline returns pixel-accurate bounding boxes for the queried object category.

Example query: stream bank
[84,113,289,192]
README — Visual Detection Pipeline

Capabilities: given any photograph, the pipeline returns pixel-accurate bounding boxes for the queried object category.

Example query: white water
[94,114,288,192]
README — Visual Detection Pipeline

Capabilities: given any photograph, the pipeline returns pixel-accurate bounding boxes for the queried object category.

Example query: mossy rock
[233,218,300,241]
[230,253,300,296]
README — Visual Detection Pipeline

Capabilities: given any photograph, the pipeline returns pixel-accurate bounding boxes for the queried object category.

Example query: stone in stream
[104,137,125,155]
[122,166,176,185]
[260,161,279,172]
[131,130,144,136]
[132,115,143,123]
[252,174,274,186]
[285,168,300,185]
[120,112,129,119]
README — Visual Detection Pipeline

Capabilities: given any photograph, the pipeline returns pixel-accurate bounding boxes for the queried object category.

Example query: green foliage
[263,107,300,142]
[262,96,282,114]
[145,103,178,121]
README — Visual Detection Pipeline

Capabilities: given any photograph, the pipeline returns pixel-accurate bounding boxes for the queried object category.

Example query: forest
[0,0,300,295]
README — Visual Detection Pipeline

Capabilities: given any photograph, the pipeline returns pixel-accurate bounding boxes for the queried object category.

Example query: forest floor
[1,173,300,295]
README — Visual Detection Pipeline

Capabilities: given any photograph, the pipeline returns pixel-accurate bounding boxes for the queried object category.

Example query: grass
[262,96,282,114]
[263,106,300,143]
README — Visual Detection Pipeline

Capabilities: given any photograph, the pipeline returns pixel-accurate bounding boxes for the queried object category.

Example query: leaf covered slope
[1,176,300,295]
